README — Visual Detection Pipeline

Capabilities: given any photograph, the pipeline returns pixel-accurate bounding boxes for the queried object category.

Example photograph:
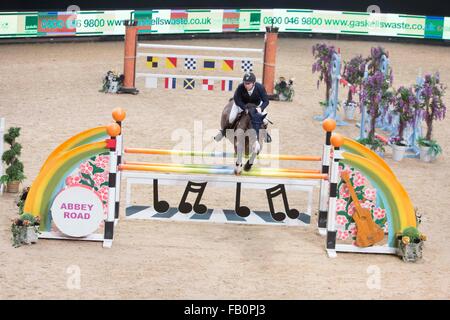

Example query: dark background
[1,1,449,16]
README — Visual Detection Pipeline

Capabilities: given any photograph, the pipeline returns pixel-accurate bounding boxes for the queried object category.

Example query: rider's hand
[256,107,262,113]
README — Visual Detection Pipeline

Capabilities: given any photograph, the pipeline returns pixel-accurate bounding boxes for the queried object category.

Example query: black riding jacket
[233,82,269,111]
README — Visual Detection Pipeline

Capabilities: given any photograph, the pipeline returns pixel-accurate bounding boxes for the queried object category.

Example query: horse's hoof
[234,163,243,175]
[244,161,252,172]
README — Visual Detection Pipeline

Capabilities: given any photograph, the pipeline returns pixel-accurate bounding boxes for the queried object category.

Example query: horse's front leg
[244,134,262,172]
[234,131,244,175]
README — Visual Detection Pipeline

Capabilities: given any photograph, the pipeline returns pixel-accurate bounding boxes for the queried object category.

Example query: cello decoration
[341,172,384,247]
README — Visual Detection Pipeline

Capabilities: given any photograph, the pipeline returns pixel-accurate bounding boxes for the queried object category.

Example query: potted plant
[274,77,295,101]
[415,73,446,162]
[312,43,337,110]
[397,226,426,262]
[360,71,394,143]
[342,55,366,120]
[390,86,420,161]
[357,135,387,157]
[417,137,442,162]
[11,213,40,247]
[0,127,26,193]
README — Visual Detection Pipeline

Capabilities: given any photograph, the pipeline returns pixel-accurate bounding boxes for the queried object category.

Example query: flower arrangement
[100,70,124,94]
[312,43,337,106]
[11,213,40,247]
[397,226,427,262]
[342,55,367,106]
[359,70,395,140]
[415,72,446,157]
[357,135,387,155]
[390,86,420,146]
[274,77,295,101]
[0,127,26,193]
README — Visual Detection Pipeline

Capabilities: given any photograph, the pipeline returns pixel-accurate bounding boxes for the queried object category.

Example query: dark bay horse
[218,100,267,174]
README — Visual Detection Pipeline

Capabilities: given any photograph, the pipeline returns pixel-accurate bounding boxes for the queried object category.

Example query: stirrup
[265,133,272,143]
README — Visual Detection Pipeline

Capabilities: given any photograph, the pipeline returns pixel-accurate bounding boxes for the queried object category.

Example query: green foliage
[10,213,40,247]
[417,137,442,156]
[402,227,421,242]
[357,136,386,154]
[1,127,25,184]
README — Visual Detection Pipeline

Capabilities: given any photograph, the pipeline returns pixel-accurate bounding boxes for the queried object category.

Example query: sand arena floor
[0,36,449,299]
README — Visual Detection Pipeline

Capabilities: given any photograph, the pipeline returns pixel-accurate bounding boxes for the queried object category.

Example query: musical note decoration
[265,184,300,221]
[234,182,251,217]
[178,181,208,214]
[153,179,170,213]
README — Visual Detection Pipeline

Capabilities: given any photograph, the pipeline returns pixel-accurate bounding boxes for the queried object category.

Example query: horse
[218,99,268,175]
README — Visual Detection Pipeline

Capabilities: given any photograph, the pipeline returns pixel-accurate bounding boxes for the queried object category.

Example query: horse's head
[246,103,267,154]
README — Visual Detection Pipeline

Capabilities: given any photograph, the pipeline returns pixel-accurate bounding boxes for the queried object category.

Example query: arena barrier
[23,109,417,257]
[120,21,278,95]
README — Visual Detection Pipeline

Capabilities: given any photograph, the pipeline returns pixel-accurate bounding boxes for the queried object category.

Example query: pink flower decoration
[373,207,386,220]
[361,200,374,210]
[79,162,93,175]
[347,203,356,217]
[65,175,81,186]
[337,229,350,240]
[97,186,109,202]
[93,172,108,186]
[364,188,377,201]
[338,165,352,177]
[353,172,366,187]
[348,223,357,236]
[336,198,347,212]
[95,155,110,169]
[336,215,349,226]
[339,184,350,198]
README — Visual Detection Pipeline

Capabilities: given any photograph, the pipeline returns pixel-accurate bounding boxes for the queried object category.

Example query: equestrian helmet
[243,72,256,83]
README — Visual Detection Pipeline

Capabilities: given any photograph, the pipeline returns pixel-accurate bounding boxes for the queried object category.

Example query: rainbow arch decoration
[22,109,417,257]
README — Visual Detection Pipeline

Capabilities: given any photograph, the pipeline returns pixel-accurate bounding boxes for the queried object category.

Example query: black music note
[266,184,300,222]
[178,181,208,214]
[234,182,251,217]
[153,179,170,213]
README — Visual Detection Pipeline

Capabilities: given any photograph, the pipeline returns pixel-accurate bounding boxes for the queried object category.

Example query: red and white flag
[202,79,214,91]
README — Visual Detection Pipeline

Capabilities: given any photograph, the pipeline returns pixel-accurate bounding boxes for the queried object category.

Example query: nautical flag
[184,58,197,70]
[222,60,234,71]
[164,77,176,89]
[202,79,214,91]
[241,60,253,72]
[203,60,216,70]
[184,78,195,90]
[145,77,158,89]
[221,80,233,91]
[146,56,159,68]
[165,57,177,69]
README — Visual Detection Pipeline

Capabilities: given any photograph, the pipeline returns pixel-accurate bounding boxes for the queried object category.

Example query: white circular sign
[51,186,105,237]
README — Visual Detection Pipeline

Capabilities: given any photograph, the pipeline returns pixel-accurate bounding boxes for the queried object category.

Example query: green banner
[0,9,449,40]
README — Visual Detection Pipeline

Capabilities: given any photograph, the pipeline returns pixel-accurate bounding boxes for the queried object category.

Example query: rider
[214,72,271,142]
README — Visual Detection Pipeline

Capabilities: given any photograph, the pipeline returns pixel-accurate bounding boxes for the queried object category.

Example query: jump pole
[119,20,139,94]
[262,26,279,94]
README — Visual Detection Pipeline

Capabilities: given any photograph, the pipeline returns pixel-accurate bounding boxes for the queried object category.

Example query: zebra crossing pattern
[126,205,311,226]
